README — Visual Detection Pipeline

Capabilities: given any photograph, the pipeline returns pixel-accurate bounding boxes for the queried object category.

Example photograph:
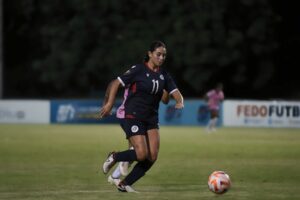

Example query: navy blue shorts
[119,118,159,139]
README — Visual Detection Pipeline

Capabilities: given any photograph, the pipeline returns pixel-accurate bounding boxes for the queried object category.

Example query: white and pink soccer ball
[208,171,231,194]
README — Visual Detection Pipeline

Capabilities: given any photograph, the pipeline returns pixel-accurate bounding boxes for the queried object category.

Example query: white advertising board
[0,100,50,124]
[223,100,300,128]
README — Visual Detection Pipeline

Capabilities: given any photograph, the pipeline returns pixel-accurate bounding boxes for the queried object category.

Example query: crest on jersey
[146,73,150,77]
[131,125,139,133]
[160,74,164,80]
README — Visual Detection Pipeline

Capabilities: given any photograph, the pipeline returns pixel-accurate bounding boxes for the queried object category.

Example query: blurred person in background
[99,40,184,192]
[204,83,224,133]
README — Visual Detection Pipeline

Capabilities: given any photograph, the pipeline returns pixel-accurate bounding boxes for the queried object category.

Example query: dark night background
[2,0,300,100]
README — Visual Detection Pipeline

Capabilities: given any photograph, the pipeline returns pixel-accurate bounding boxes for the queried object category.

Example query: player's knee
[149,151,158,162]
[135,148,148,161]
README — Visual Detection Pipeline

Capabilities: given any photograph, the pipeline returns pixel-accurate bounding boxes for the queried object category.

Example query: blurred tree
[3,0,289,99]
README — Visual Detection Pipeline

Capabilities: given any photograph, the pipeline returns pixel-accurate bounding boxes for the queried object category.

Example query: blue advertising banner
[158,100,223,126]
[50,99,223,126]
[50,100,122,124]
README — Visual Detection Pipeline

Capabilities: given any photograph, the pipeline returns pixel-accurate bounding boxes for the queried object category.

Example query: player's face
[149,47,167,67]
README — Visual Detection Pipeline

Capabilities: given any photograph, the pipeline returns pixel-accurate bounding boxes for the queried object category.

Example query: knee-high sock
[114,149,137,162]
[123,159,154,186]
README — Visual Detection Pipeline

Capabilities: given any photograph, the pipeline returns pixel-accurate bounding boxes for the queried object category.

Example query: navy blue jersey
[118,63,177,122]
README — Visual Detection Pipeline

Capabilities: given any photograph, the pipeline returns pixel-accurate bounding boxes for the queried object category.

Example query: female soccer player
[205,83,224,133]
[99,40,184,192]
[107,88,170,187]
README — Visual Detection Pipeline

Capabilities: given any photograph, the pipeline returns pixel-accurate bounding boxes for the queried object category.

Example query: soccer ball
[208,171,231,194]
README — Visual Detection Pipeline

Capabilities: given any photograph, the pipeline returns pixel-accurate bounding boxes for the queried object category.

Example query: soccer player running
[204,83,224,133]
[99,40,184,192]
[107,88,170,186]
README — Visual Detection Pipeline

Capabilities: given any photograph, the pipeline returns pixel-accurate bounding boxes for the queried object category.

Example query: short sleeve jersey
[206,89,224,110]
[118,63,177,122]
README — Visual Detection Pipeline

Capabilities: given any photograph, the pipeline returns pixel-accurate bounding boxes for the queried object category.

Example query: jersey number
[151,79,159,94]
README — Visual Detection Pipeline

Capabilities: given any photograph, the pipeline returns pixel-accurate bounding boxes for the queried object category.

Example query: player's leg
[207,109,217,132]
[110,165,122,179]
[119,146,134,176]
[210,110,219,131]
[107,139,141,192]
[110,146,132,179]
[108,144,134,187]
[107,120,133,184]
[206,109,213,132]
[111,146,134,179]
[102,135,147,174]
[102,119,148,174]
[114,134,148,192]
[118,119,135,176]
[121,129,159,186]
[146,128,160,162]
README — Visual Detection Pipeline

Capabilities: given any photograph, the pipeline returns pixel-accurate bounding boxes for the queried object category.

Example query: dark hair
[144,40,166,62]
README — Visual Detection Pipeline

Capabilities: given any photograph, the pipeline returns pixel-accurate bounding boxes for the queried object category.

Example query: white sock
[211,117,218,128]
[111,165,121,179]
[207,119,213,129]
[112,146,134,178]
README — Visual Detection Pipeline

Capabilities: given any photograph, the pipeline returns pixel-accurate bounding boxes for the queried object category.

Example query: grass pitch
[0,124,300,200]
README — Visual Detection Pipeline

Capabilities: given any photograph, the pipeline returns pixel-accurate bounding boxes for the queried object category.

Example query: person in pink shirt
[205,83,224,132]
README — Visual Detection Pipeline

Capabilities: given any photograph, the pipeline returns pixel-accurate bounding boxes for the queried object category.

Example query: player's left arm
[170,89,184,109]
[163,71,184,109]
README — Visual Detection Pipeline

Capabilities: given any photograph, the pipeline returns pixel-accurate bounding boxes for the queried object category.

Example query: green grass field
[0,124,300,200]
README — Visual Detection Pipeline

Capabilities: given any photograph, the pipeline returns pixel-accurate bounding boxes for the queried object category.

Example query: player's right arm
[100,65,140,118]
[99,79,121,118]
[103,80,113,106]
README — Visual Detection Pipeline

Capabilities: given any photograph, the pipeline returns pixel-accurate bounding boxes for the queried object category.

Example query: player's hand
[175,102,184,109]
[99,103,113,119]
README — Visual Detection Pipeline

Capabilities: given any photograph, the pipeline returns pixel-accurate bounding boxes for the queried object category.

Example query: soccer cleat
[119,162,131,176]
[102,152,116,174]
[107,175,121,186]
[117,181,139,193]
[117,183,127,192]
[124,185,139,193]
